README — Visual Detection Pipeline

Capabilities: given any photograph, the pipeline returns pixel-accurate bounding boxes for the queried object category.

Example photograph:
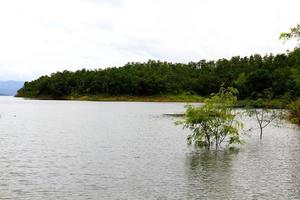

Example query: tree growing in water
[245,105,283,140]
[178,87,243,150]
[244,89,285,140]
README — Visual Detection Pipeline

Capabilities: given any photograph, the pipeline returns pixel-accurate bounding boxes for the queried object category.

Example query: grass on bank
[236,98,289,109]
[18,93,205,103]
[67,94,205,102]
[18,93,292,108]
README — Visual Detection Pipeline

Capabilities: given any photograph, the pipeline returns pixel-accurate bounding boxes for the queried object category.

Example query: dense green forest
[17,48,300,103]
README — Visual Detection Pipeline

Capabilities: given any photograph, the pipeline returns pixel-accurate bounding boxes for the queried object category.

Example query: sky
[0,0,299,81]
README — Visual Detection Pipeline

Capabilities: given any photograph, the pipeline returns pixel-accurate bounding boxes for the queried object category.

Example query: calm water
[0,97,299,199]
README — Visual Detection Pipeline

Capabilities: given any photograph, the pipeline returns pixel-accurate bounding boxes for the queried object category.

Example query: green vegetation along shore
[17,48,300,106]
[19,94,291,109]
[22,94,204,102]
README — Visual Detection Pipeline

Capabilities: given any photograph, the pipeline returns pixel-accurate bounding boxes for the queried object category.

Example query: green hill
[17,49,300,104]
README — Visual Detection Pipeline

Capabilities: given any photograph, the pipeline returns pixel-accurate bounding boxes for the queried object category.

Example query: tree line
[17,48,300,101]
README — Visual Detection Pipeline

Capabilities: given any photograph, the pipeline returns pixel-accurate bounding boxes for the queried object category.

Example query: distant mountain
[0,81,24,96]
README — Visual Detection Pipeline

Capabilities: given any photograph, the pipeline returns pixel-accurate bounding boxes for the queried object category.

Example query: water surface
[0,97,299,199]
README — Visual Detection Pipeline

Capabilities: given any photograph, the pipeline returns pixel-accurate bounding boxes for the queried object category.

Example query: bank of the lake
[17,94,205,103]
[18,94,291,109]
[236,98,290,109]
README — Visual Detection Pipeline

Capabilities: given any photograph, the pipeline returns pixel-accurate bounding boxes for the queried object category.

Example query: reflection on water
[0,97,299,199]
[186,148,240,170]
[184,130,300,200]
[185,148,239,199]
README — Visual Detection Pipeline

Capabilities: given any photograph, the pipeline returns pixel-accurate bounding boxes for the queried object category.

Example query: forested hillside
[17,48,300,101]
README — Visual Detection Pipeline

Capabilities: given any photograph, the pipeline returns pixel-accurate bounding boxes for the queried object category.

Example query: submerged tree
[178,87,243,150]
[245,96,284,139]
[246,108,283,140]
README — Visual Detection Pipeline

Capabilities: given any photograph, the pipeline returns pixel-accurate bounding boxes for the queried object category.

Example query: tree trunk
[260,127,263,140]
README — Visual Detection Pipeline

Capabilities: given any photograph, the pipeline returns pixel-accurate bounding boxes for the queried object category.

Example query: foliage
[67,93,204,102]
[236,98,288,109]
[244,69,272,98]
[280,24,300,46]
[178,87,244,150]
[287,99,300,125]
[16,48,300,103]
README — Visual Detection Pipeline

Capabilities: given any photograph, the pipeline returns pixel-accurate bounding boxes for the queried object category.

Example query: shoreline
[16,94,205,103]
[15,95,289,109]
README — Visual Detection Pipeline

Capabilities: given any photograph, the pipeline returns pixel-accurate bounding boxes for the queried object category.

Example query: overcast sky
[0,0,299,81]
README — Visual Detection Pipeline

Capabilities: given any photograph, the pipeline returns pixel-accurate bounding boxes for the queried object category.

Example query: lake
[0,97,299,199]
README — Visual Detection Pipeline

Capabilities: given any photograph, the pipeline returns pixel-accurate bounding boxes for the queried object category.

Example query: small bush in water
[177,87,244,150]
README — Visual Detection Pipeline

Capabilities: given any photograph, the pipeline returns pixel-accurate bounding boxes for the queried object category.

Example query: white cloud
[0,0,299,80]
